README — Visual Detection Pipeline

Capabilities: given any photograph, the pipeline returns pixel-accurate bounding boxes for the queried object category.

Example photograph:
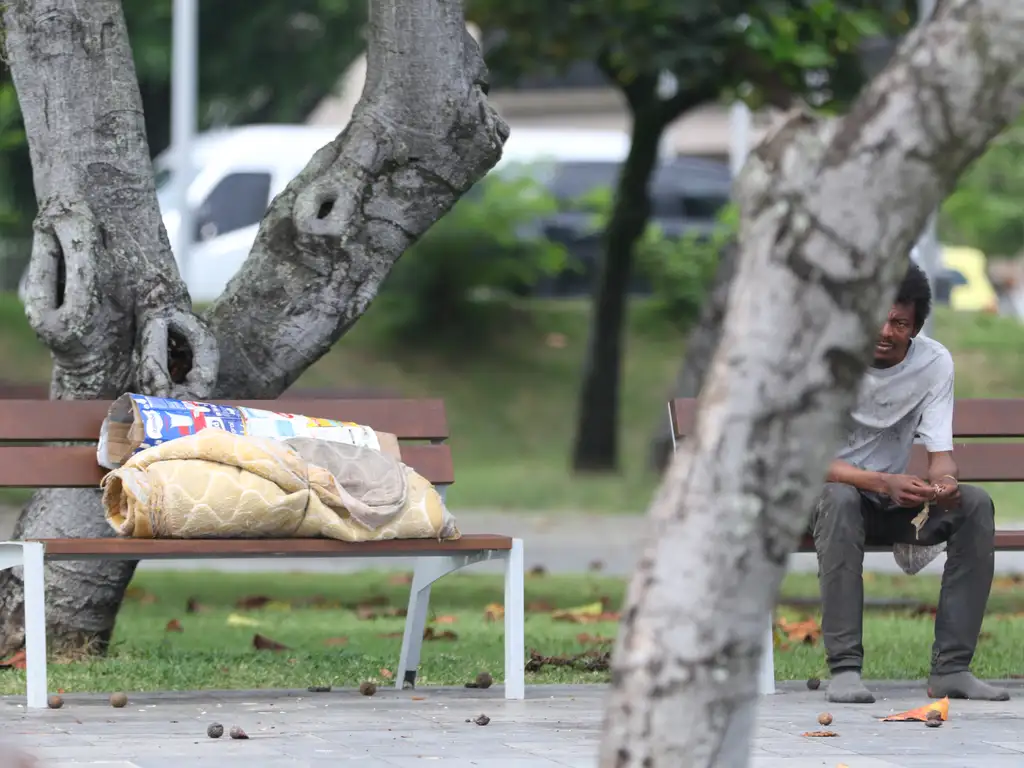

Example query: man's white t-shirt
[836,335,955,474]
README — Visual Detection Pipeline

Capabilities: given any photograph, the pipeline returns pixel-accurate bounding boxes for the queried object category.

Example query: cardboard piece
[98,393,396,469]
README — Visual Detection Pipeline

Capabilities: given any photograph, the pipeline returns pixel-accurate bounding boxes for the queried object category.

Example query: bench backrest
[0,399,453,488]
[669,398,1024,482]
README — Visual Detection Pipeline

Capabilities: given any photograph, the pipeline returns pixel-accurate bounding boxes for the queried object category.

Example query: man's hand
[881,474,935,507]
[931,476,960,508]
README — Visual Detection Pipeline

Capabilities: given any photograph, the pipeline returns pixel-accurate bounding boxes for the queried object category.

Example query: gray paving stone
[5,682,1024,766]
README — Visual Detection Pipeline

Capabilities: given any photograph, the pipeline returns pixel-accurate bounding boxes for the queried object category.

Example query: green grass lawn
[4,293,1024,517]
[1,569,1021,695]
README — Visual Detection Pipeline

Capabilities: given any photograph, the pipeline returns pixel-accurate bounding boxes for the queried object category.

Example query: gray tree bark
[599,2,1024,765]
[647,241,739,472]
[0,0,505,656]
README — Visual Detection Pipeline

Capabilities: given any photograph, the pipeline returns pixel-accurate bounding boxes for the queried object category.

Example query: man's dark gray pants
[810,482,996,675]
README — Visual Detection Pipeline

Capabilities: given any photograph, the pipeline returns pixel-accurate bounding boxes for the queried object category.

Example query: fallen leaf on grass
[551,602,620,624]
[484,603,504,621]
[801,730,838,738]
[302,595,343,610]
[432,614,457,624]
[0,650,27,670]
[775,617,821,645]
[236,595,273,610]
[380,668,393,679]
[527,600,555,613]
[357,605,407,620]
[528,565,547,577]
[165,619,184,633]
[323,636,349,647]
[911,604,938,618]
[125,586,157,604]
[423,627,458,641]
[576,633,614,646]
[378,631,404,639]
[388,572,413,585]
[992,574,1024,589]
[881,697,949,722]
[227,613,260,627]
[253,633,290,652]
[185,597,209,614]
[525,648,610,673]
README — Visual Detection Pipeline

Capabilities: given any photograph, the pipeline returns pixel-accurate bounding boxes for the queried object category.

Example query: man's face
[874,302,916,367]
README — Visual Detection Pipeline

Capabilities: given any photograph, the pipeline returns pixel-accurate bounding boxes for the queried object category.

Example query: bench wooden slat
[30,533,512,559]
[0,399,449,441]
[0,444,455,486]
[796,530,1024,552]
[671,398,1024,440]
[670,399,1024,481]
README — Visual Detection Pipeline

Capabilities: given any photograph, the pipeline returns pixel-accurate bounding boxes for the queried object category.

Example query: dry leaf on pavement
[881,697,949,722]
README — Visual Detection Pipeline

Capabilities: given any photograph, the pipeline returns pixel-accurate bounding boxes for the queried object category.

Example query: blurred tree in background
[0,0,367,280]
[467,0,915,472]
[941,117,1024,258]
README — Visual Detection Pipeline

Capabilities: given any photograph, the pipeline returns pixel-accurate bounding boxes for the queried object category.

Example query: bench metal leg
[396,550,491,692]
[502,538,525,700]
[0,542,48,708]
[760,612,776,695]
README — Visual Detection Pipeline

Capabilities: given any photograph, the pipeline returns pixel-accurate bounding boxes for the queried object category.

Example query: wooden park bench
[0,398,525,708]
[669,397,1024,695]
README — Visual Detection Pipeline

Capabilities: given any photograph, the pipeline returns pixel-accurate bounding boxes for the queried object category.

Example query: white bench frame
[668,403,776,695]
[0,529,525,708]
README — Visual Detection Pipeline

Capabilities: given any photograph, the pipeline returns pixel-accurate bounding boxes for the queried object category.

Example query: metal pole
[171,0,198,289]
[914,0,939,336]
[728,101,752,178]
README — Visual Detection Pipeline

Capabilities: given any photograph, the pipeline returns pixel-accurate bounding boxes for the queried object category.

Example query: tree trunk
[599,3,1024,765]
[647,241,739,472]
[0,0,505,656]
[571,107,665,472]
[0,0,220,656]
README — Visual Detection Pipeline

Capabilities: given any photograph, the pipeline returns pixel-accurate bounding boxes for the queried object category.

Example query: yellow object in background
[941,246,999,313]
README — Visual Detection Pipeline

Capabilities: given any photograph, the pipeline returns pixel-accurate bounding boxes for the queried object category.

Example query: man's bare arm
[927,450,958,486]
[827,460,888,494]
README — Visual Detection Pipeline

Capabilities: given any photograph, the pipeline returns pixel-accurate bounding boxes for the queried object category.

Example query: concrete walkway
[3,508,1024,576]
[3,682,1023,767]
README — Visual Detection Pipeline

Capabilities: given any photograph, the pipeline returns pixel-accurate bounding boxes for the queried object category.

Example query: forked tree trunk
[0,0,505,656]
[599,2,1024,765]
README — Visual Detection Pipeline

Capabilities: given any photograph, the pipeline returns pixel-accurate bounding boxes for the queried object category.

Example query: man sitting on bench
[812,262,1007,704]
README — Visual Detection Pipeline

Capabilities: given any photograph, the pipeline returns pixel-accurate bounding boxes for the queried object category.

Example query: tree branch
[205,0,507,398]
[600,0,1024,764]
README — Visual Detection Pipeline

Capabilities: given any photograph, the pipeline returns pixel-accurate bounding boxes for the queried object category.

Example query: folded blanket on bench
[100,428,459,542]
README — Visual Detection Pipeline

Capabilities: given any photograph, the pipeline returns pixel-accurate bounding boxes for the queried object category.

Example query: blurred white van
[153,125,656,302]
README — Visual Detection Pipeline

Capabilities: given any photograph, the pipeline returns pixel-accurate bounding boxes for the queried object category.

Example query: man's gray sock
[826,669,875,704]
[928,671,1010,701]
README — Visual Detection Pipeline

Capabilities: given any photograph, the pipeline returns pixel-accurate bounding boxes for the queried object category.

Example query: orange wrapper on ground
[881,697,949,722]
